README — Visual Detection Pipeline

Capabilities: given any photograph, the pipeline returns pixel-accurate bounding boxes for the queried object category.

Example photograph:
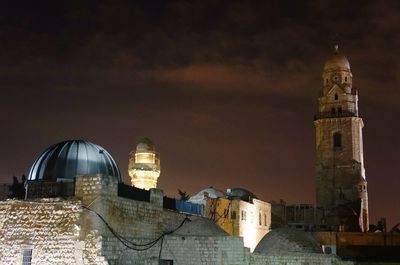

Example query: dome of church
[28,140,121,182]
[254,228,322,255]
[136,137,155,152]
[324,46,350,71]
[226,187,258,202]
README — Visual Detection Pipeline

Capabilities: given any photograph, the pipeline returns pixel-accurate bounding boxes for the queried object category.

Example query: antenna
[332,34,340,53]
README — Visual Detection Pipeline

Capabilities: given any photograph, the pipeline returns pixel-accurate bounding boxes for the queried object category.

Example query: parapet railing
[314,111,360,120]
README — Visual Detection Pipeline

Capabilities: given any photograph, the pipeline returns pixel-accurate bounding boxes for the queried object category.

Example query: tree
[178,189,190,201]
[8,174,26,199]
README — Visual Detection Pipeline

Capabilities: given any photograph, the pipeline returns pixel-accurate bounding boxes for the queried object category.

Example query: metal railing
[314,111,360,120]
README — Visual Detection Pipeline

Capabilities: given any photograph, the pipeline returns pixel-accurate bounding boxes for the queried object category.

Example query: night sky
[1,1,399,227]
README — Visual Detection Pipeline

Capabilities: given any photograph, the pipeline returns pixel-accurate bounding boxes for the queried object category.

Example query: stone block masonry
[0,199,107,265]
[0,174,352,265]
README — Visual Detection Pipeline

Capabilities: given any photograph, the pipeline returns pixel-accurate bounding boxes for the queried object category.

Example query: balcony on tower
[128,137,161,190]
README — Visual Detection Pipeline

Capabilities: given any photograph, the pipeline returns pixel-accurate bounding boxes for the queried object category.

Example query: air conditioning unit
[322,245,336,255]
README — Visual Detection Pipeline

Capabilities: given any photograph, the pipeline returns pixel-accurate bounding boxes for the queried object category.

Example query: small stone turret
[128,138,160,190]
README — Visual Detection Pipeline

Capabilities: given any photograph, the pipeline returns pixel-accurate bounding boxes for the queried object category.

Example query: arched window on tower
[333,132,342,149]
[334,94,338,100]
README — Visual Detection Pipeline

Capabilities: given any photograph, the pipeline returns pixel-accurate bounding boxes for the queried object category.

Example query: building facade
[190,187,271,252]
[314,45,369,232]
[271,200,325,231]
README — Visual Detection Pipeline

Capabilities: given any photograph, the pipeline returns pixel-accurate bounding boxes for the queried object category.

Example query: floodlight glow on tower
[128,138,160,190]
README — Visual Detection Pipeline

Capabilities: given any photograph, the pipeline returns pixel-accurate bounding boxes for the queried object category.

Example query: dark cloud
[1,0,400,227]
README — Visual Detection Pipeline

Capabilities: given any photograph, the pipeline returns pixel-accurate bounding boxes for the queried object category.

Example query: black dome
[28,140,121,182]
[226,188,257,202]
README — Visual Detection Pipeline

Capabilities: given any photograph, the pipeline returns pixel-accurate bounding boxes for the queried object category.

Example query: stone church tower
[314,46,369,232]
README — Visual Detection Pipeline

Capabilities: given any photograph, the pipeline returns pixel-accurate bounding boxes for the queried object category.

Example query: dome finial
[334,44,339,53]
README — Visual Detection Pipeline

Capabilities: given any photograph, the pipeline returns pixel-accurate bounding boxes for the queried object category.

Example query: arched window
[334,94,338,100]
[338,106,342,114]
[331,107,336,114]
[333,132,342,148]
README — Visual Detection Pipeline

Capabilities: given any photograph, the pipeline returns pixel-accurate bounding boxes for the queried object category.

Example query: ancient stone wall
[75,174,249,265]
[101,235,249,265]
[250,253,353,265]
[315,232,400,247]
[0,199,107,265]
[0,174,355,265]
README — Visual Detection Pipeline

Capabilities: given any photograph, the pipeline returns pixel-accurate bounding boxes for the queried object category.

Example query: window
[345,76,348,82]
[334,94,338,100]
[241,210,246,221]
[22,249,32,265]
[331,107,336,114]
[264,214,267,226]
[338,107,342,114]
[231,211,237,220]
[333,132,342,148]
[259,212,262,225]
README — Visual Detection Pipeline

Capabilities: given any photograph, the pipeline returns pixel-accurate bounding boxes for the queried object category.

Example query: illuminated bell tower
[314,45,369,232]
[128,138,160,190]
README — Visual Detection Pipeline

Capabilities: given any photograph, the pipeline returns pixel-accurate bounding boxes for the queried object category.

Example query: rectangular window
[241,210,246,221]
[333,132,342,148]
[231,211,237,220]
[159,260,173,265]
[22,249,32,265]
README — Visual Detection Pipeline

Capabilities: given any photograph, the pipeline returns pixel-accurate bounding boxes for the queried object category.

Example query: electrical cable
[81,205,190,251]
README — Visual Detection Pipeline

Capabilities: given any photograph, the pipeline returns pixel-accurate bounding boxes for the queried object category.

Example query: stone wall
[0,174,356,265]
[315,232,400,247]
[250,253,353,265]
[0,199,107,265]
[74,174,249,265]
[101,235,249,265]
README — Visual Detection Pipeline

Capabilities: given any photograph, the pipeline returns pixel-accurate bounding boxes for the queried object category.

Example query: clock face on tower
[331,73,341,84]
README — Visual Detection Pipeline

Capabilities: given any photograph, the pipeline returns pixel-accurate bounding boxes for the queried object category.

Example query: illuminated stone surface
[0,199,107,265]
[192,187,272,252]
[128,138,161,190]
